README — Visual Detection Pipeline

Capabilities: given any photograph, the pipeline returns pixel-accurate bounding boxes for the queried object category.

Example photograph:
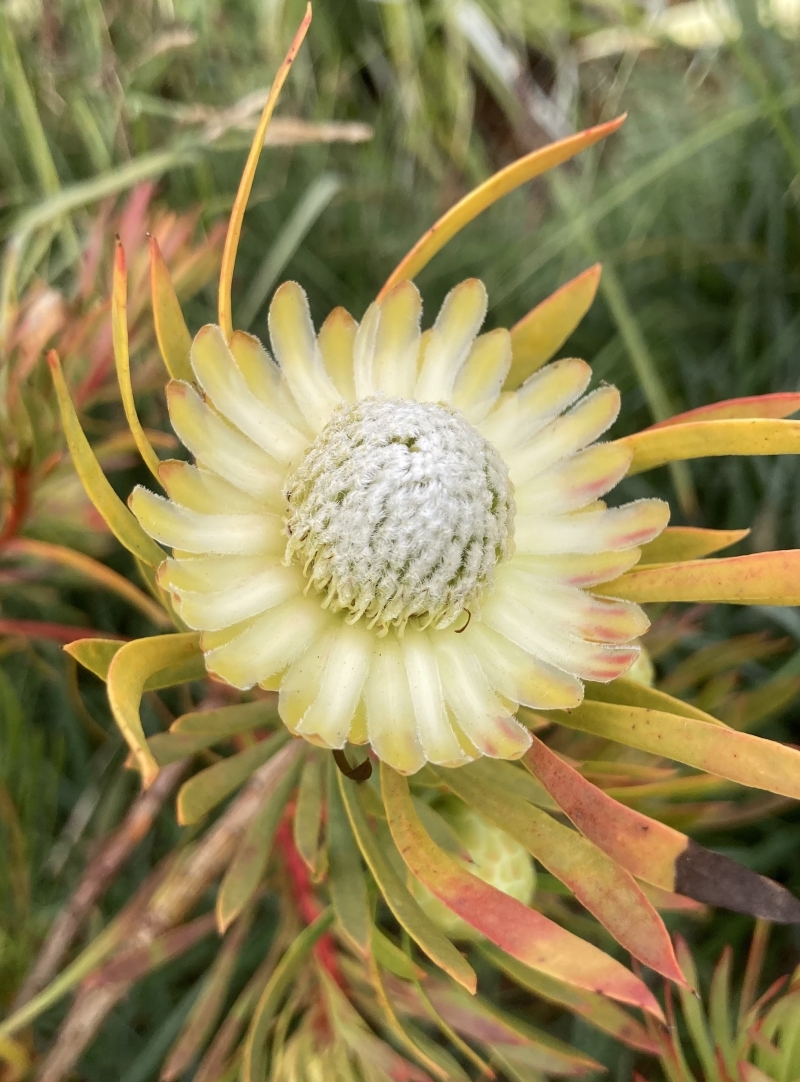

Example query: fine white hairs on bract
[283,395,515,633]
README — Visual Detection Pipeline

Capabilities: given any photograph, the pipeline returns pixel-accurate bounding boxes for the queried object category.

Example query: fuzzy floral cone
[41,3,800,1055]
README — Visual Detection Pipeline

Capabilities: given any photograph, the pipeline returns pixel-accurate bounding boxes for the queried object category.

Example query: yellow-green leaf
[176,730,290,825]
[241,907,332,1082]
[378,117,625,300]
[113,238,161,480]
[506,264,601,389]
[595,551,800,606]
[639,526,750,564]
[63,637,123,682]
[372,928,426,981]
[150,234,194,382]
[337,769,476,992]
[218,6,312,340]
[620,418,800,475]
[585,676,725,726]
[48,351,166,568]
[216,741,303,932]
[107,632,202,788]
[171,699,278,737]
[293,755,325,877]
[552,700,800,799]
[326,758,371,956]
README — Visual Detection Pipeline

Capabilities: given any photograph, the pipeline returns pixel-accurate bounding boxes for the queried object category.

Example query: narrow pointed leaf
[380,764,663,1017]
[649,392,800,428]
[337,769,476,992]
[216,741,303,931]
[585,677,724,725]
[8,538,170,625]
[524,734,800,923]
[506,264,601,388]
[107,632,201,787]
[48,352,166,567]
[434,767,685,984]
[172,699,278,736]
[639,526,750,563]
[177,730,290,825]
[63,637,123,682]
[552,699,800,798]
[619,418,800,475]
[372,928,426,980]
[478,942,657,1054]
[241,907,332,1082]
[326,758,371,956]
[162,910,254,1082]
[595,551,800,606]
[218,6,312,339]
[113,239,161,479]
[378,117,625,300]
[150,234,194,382]
[293,755,324,876]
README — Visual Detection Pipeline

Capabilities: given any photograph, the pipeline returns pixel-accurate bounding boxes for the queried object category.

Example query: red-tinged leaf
[595,550,800,606]
[337,770,476,992]
[506,265,601,389]
[477,943,657,1054]
[85,913,217,988]
[108,632,202,788]
[649,393,800,429]
[619,418,800,475]
[639,526,750,563]
[739,1064,777,1082]
[380,764,664,1019]
[638,883,706,915]
[433,767,686,985]
[524,735,800,923]
[0,622,123,645]
[378,118,625,300]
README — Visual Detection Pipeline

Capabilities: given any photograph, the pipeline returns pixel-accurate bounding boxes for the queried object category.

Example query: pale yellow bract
[130,275,669,774]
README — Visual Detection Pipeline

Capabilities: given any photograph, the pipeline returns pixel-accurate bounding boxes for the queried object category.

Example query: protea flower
[43,3,800,1050]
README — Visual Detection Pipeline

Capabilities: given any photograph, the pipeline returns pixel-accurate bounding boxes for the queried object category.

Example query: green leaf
[478,942,657,1054]
[216,742,303,932]
[372,929,426,981]
[48,352,166,568]
[326,758,371,957]
[293,754,325,877]
[177,730,290,825]
[107,632,202,787]
[337,768,476,993]
[585,676,725,725]
[241,908,333,1082]
[172,699,279,736]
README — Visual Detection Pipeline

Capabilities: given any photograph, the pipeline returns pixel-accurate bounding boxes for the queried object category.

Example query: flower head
[130,273,668,773]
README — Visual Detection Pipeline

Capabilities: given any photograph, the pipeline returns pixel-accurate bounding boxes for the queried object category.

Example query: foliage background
[1,0,800,1078]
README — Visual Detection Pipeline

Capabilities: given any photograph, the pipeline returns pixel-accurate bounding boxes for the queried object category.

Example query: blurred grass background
[2,0,800,1078]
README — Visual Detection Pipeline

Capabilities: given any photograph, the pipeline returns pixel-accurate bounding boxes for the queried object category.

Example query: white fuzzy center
[283,396,514,633]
